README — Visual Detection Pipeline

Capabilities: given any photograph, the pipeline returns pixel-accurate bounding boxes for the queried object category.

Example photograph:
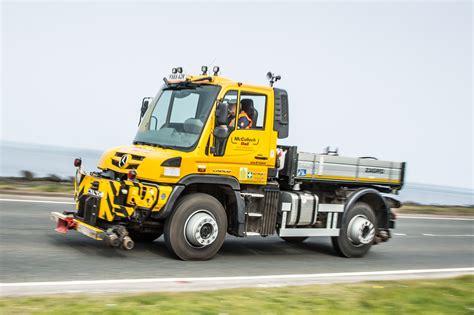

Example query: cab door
[207,87,274,185]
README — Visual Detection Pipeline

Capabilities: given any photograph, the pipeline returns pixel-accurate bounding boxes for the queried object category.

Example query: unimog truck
[51,67,405,260]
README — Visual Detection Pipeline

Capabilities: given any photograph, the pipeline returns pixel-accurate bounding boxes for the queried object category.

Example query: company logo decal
[231,136,260,146]
[297,169,307,177]
[118,154,131,168]
[365,168,384,174]
[239,167,248,180]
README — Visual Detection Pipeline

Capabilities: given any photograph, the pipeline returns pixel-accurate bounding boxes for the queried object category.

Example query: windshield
[134,85,221,150]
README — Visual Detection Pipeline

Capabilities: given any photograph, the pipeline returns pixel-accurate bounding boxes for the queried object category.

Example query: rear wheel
[280,237,308,243]
[332,202,376,258]
[164,193,227,261]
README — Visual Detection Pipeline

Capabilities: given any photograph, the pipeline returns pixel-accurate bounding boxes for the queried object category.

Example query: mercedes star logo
[118,154,130,168]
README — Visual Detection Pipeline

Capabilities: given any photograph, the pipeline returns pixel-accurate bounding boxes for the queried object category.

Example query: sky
[1,1,473,189]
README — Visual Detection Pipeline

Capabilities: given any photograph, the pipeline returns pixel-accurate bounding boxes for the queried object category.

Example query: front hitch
[51,212,135,250]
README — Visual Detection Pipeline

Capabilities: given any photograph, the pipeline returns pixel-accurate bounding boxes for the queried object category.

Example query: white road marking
[0,198,75,205]
[395,233,473,237]
[422,234,474,237]
[398,215,474,221]
[2,267,473,287]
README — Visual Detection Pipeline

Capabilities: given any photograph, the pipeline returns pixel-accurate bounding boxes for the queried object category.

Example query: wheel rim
[184,210,219,248]
[347,214,375,246]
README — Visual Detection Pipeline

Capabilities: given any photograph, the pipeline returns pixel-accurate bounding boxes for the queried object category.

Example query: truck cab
[52,67,404,260]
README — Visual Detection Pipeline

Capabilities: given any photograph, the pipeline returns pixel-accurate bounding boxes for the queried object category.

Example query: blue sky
[1,1,472,189]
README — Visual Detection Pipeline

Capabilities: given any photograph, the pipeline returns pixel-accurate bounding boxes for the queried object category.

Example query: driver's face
[229,104,236,115]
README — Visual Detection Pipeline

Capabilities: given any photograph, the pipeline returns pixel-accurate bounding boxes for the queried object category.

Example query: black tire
[164,193,227,261]
[128,230,163,242]
[331,202,376,258]
[280,237,308,243]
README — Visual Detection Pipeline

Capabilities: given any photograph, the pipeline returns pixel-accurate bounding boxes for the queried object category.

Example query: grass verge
[0,179,73,194]
[1,276,473,315]
[398,204,474,216]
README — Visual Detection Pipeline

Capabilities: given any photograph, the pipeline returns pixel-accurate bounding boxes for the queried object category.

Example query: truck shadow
[48,234,338,259]
[47,232,180,259]
[218,237,337,257]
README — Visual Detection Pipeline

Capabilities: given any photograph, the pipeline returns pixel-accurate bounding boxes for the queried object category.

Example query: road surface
[0,195,473,295]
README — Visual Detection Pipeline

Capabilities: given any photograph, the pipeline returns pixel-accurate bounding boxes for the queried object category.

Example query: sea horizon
[1,140,473,206]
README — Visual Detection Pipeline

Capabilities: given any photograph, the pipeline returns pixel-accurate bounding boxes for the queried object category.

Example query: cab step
[241,192,265,198]
[245,232,261,236]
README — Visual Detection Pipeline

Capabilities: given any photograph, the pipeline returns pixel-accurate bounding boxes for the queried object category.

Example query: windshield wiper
[134,141,176,150]
[154,144,176,150]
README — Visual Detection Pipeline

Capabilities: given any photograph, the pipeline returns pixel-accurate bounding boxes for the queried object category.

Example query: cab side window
[220,90,238,129]
[238,93,266,129]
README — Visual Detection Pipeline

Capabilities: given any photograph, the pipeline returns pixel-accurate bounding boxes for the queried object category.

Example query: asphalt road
[0,195,473,295]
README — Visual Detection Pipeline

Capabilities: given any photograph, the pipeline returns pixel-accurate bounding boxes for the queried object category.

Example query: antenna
[207,57,217,70]
[266,71,281,87]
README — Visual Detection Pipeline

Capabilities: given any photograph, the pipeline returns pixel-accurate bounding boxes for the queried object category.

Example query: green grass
[0,179,73,194]
[398,204,474,216]
[1,276,473,314]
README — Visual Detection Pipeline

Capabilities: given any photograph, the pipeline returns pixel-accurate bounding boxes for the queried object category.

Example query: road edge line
[2,267,473,287]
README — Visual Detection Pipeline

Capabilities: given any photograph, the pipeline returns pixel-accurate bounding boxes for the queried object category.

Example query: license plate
[88,189,104,197]
[168,73,186,81]
[76,222,102,240]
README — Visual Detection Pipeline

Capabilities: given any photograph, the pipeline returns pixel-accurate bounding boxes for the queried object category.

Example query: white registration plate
[87,189,104,197]
[168,73,186,81]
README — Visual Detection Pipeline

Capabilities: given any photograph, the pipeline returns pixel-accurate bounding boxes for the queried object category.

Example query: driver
[227,99,254,129]
[227,101,237,127]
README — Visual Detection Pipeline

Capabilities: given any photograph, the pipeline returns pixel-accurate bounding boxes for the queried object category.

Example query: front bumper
[51,211,104,240]
[75,175,173,225]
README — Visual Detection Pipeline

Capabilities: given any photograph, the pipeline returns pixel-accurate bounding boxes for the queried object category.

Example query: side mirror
[212,102,229,156]
[213,125,228,139]
[139,97,152,125]
[213,125,229,156]
[215,102,229,126]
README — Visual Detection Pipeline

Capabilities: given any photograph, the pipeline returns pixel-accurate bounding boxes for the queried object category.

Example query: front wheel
[332,202,376,258]
[164,193,227,261]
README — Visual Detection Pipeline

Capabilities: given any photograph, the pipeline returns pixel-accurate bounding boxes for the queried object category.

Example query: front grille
[77,195,101,226]
[111,152,145,169]
[111,160,139,169]
[114,152,145,161]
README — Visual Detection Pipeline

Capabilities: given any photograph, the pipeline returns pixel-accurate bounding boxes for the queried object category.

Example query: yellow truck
[51,67,405,260]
